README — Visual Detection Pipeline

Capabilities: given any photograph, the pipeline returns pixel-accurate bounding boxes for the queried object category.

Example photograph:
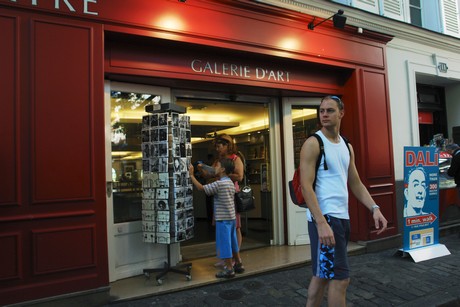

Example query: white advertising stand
[398,146,451,263]
[141,103,194,284]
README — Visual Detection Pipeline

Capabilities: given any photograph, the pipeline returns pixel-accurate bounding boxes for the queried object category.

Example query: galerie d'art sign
[403,147,439,251]
[190,59,291,83]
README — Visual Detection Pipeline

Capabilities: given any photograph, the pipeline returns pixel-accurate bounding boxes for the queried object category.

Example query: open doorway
[174,93,273,260]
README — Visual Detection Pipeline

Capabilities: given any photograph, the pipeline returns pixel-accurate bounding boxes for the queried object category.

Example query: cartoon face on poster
[403,147,439,251]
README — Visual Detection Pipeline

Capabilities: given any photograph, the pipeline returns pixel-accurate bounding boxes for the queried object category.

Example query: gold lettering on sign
[191,59,290,83]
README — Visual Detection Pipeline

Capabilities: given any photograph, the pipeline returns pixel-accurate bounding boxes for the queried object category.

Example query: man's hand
[373,209,388,235]
[317,221,335,247]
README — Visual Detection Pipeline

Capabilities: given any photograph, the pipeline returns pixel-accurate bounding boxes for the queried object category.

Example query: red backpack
[289,134,349,208]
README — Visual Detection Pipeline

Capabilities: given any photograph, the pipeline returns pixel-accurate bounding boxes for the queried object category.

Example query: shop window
[292,106,320,169]
[111,91,161,223]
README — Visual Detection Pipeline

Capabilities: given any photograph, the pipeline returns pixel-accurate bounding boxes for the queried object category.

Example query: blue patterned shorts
[309,214,350,280]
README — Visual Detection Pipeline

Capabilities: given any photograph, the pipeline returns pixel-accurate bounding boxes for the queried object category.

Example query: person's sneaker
[233,262,245,274]
[214,260,235,268]
[215,268,235,279]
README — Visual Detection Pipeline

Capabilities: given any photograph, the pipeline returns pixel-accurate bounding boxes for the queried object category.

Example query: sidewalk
[106,233,460,307]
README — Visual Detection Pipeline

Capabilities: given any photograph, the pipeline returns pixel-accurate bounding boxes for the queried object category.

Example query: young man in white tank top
[299,95,388,307]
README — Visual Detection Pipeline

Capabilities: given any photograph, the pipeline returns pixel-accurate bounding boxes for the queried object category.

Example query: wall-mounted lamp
[308,9,347,30]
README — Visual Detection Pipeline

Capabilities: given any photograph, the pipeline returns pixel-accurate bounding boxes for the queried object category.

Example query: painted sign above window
[190,59,290,83]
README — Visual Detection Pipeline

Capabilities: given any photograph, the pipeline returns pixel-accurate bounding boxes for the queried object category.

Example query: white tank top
[307,130,350,221]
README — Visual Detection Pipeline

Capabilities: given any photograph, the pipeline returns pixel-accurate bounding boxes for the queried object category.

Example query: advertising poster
[403,146,439,251]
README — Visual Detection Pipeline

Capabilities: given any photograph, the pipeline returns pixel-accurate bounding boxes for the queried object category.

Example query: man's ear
[404,188,408,200]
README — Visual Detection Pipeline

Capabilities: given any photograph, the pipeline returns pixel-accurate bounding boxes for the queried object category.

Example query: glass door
[282,97,320,245]
[105,81,171,281]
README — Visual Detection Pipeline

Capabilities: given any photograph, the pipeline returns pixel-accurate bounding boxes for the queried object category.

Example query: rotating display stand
[141,103,194,285]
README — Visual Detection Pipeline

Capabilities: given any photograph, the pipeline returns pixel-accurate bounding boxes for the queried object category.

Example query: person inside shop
[197,134,245,268]
[189,159,245,278]
[299,95,388,307]
[403,167,428,217]
[446,143,460,197]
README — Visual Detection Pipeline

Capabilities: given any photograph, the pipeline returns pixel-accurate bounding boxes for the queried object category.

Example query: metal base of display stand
[143,245,192,285]
[396,244,451,263]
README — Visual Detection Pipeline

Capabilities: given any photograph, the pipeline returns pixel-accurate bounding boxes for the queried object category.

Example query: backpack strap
[308,134,325,191]
[310,134,327,171]
[342,136,351,156]
[309,133,351,191]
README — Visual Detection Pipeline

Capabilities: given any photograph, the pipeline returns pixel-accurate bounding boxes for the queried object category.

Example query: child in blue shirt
[189,158,245,278]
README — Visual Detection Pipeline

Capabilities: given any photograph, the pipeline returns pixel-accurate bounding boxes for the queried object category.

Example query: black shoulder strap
[308,134,351,191]
[342,136,351,156]
[307,134,325,191]
[310,134,327,171]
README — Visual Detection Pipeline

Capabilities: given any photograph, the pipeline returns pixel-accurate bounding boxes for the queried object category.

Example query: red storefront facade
[0,0,398,304]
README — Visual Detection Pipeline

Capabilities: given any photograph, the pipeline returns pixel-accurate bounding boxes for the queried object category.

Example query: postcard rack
[141,103,194,285]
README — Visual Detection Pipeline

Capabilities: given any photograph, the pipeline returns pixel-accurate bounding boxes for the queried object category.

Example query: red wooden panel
[361,71,392,179]
[32,20,94,203]
[0,233,21,281]
[33,225,96,274]
[0,14,19,206]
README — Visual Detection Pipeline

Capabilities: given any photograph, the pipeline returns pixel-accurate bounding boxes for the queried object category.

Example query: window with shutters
[441,0,460,37]
[382,0,405,21]
[353,0,380,14]
[409,0,422,26]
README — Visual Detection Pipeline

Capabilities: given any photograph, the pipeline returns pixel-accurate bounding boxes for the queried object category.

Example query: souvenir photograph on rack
[156,188,169,200]
[175,187,185,199]
[148,113,157,127]
[175,218,186,232]
[172,127,179,143]
[142,143,150,158]
[158,142,168,157]
[158,113,168,126]
[175,198,185,210]
[186,216,194,229]
[150,157,159,172]
[172,112,179,127]
[158,157,168,173]
[184,196,193,209]
[142,129,150,143]
[142,210,155,222]
[142,199,155,211]
[157,221,170,233]
[173,173,183,187]
[143,189,154,200]
[156,200,168,211]
[185,228,194,240]
[142,220,156,233]
[156,173,169,188]
[157,233,171,244]
[173,157,185,173]
[151,128,159,142]
[158,127,168,142]
[143,232,155,243]
[142,115,150,130]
